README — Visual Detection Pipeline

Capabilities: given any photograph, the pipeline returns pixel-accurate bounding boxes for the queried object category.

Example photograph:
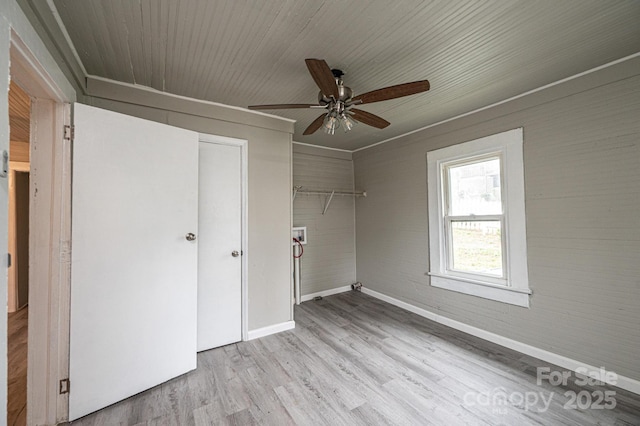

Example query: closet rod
[295,190,367,197]
[293,186,367,198]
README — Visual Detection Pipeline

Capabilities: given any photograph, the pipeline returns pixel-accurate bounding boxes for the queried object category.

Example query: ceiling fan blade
[351,80,430,105]
[350,108,390,129]
[248,103,319,110]
[305,59,339,99]
[303,114,327,135]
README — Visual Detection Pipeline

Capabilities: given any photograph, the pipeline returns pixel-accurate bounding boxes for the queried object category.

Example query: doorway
[7,79,31,426]
[7,34,72,425]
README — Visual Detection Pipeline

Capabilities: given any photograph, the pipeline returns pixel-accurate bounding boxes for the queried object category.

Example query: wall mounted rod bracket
[322,190,335,215]
[292,185,302,201]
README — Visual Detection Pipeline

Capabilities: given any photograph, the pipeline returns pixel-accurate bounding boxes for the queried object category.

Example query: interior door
[69,103,199,420]
[197,139,242,351]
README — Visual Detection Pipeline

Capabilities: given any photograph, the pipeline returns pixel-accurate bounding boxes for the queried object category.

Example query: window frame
[443,153,507,283]
[427,128,531,307]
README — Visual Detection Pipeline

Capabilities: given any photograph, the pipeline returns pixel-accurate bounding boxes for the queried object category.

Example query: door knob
[186,233,196,241]
[231,250,240,257]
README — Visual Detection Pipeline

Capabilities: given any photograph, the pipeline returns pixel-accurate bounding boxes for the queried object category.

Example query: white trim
[429,275,530,307]
[361,287,640,395]
[10,30,68,102]
[353,51,640,153]
[289,135,295,319]
[198,133,249,342]
[428,272,531,294]
[199,133,248,146]
[247,321,295,340]
[292,141,353,153]
[89,75,296,123]
[301,285,352,302]
[427,128,530,307]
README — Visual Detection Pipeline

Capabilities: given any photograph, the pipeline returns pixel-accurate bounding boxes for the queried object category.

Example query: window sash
[444,215,507,283]
[443,153,503,217]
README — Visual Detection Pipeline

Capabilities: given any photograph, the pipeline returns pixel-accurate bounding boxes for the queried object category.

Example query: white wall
[292,143,356,297]
[353,56,640,382]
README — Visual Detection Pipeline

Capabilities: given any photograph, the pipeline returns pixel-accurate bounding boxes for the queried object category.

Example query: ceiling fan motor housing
[318,69,353,105]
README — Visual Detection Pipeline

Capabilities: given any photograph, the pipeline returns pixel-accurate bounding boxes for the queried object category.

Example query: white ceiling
[50,0,640,150]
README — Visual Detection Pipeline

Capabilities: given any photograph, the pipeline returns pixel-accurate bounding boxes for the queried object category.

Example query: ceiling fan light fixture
[340,113,356,132]
[323,110,340,135]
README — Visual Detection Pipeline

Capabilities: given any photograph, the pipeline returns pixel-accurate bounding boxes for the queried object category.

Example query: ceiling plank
[9,81,30,145]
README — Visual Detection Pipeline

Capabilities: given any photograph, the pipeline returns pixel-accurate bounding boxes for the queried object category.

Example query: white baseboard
[301,285,352,302]
[361,287,640,396]
[247,320,295,341]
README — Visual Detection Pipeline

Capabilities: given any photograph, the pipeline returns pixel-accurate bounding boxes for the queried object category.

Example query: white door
[197,138,243,351]
[69,104,199,421]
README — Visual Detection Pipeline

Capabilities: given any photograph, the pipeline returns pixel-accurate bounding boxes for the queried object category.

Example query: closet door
[197,139,243,351]
[69,103,199,420]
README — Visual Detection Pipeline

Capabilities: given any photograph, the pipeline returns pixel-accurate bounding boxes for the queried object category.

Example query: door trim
[10,31,72,424]
[198,133,249,341]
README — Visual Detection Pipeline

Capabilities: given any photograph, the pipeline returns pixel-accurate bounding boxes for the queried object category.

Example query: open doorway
[6,34,73,425]
[7,80,31,426]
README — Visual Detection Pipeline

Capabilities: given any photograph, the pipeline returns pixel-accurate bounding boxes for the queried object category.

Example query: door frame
[198,133,249,341]
[10,32,72,424]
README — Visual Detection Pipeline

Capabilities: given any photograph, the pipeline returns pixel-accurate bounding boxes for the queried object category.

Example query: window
[427,128,530,307]
[445,155,505,280]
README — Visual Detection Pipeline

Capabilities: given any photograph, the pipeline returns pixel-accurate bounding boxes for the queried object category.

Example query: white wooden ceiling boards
[51,0,640,150]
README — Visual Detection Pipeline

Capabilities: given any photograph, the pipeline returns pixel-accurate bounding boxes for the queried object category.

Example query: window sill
[428,272,531,308]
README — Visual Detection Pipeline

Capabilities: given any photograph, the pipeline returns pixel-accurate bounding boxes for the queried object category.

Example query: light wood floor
[8,307,28,426]
[72,291,639,425]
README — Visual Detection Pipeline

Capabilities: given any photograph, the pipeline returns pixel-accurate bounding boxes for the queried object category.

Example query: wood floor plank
[68,291,640,425]
[238,368,295,425]
[350,403,398,426]
[7,307,28,426]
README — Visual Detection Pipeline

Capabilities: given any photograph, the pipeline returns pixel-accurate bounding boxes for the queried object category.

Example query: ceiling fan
[248,59,430,135]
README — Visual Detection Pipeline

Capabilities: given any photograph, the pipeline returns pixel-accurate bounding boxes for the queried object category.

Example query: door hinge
[59,378,70,394]
[7,253,11,268]
[63,125,74,141]
[0,150,7,178]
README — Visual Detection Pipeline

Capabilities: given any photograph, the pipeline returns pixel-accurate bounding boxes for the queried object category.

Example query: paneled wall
[353,57,640,381]
[293,144,356,297]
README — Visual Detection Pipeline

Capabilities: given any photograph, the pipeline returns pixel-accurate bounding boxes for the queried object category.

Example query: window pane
[450,221,503,277]
[448,157,501,215]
